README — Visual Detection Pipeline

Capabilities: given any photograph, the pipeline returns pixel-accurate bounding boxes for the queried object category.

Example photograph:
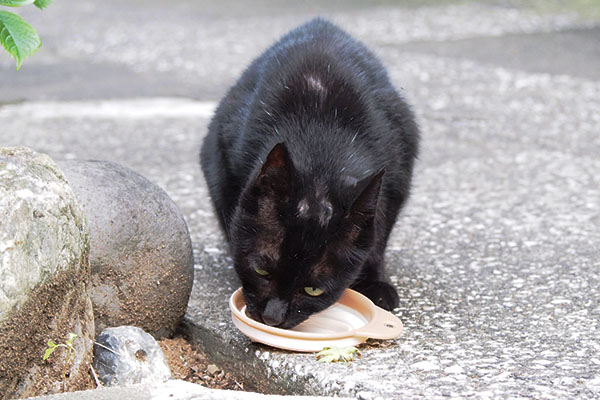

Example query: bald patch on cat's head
[295,194,333,227]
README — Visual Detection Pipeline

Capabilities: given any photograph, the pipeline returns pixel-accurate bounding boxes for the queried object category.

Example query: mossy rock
[0,147,95,398]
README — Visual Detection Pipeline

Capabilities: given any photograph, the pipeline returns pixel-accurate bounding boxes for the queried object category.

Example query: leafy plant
[316,346,361,363]
[43,332,77,366]
[0,0,53,70]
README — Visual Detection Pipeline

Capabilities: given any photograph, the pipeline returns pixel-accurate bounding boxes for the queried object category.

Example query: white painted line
[0,98,217,120]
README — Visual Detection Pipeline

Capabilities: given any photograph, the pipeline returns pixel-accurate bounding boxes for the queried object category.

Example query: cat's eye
[254,266,270,276]
[304,287,324,296]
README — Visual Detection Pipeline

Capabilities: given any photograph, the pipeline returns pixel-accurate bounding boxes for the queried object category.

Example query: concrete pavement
[1,1,599,398]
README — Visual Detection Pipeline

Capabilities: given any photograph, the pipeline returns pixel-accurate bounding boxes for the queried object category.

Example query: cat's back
[208,18,401,156]
[217,19,388,112]
[201,18,418,230]
[258,18,391,96]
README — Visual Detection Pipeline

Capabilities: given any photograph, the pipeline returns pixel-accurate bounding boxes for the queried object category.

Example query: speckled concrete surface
[2,1,599,399]
[29,379,350,400]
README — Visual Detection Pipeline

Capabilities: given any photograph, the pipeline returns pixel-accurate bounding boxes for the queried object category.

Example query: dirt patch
[90,247,191,339]
[158,335,244,391]
[0,267,95,399]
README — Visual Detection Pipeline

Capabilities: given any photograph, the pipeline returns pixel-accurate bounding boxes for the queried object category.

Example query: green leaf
[0,10,41,70]
[66,332,77,345]
[316,346,361,363]
[0,0,35,7]
[33,0,53,10]
[42,345,56,360]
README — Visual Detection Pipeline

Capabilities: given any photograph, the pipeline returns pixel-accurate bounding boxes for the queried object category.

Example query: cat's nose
[262,298,288,327]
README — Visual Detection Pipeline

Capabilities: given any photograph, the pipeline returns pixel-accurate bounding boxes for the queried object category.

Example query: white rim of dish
[229,288,397,341]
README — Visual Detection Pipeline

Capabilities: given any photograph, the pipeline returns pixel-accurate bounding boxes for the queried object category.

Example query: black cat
[200,18,419,329]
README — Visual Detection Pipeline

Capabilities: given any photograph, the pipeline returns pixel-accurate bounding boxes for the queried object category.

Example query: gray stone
[93,326,171,387]
[58,160,194,339]
[0,146,95,398]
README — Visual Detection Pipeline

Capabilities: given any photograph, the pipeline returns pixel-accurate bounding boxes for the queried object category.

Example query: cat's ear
[350,169,384,218]
[256,143,294,193]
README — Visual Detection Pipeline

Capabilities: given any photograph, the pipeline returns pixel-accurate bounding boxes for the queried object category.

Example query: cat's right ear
[350,169,384,218]
[256,143,294,193]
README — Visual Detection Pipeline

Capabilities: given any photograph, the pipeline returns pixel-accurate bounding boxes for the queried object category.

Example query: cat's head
[230,143,383,329]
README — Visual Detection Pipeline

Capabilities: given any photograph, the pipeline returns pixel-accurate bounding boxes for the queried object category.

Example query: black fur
[201,18,419,328]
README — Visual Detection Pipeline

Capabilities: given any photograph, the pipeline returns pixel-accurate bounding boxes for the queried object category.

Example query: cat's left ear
[350,169,384,218]
[257,143,294,193]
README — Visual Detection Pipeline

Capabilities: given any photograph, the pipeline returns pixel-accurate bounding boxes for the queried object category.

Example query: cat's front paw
[355,281,399,311]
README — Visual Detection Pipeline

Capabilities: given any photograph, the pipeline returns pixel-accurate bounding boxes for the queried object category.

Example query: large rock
[0,147,95,398]
[59,160,194,339]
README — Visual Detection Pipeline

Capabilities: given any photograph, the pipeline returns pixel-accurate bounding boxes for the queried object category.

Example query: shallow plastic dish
[229,288,403,352]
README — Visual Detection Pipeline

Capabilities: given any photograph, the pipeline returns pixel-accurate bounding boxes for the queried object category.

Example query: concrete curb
[28,380,350,400]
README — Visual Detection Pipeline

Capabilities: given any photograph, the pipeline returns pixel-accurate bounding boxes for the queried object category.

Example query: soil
[158,335,244,391]
[0,267,95,399]
[1,329,242,399]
